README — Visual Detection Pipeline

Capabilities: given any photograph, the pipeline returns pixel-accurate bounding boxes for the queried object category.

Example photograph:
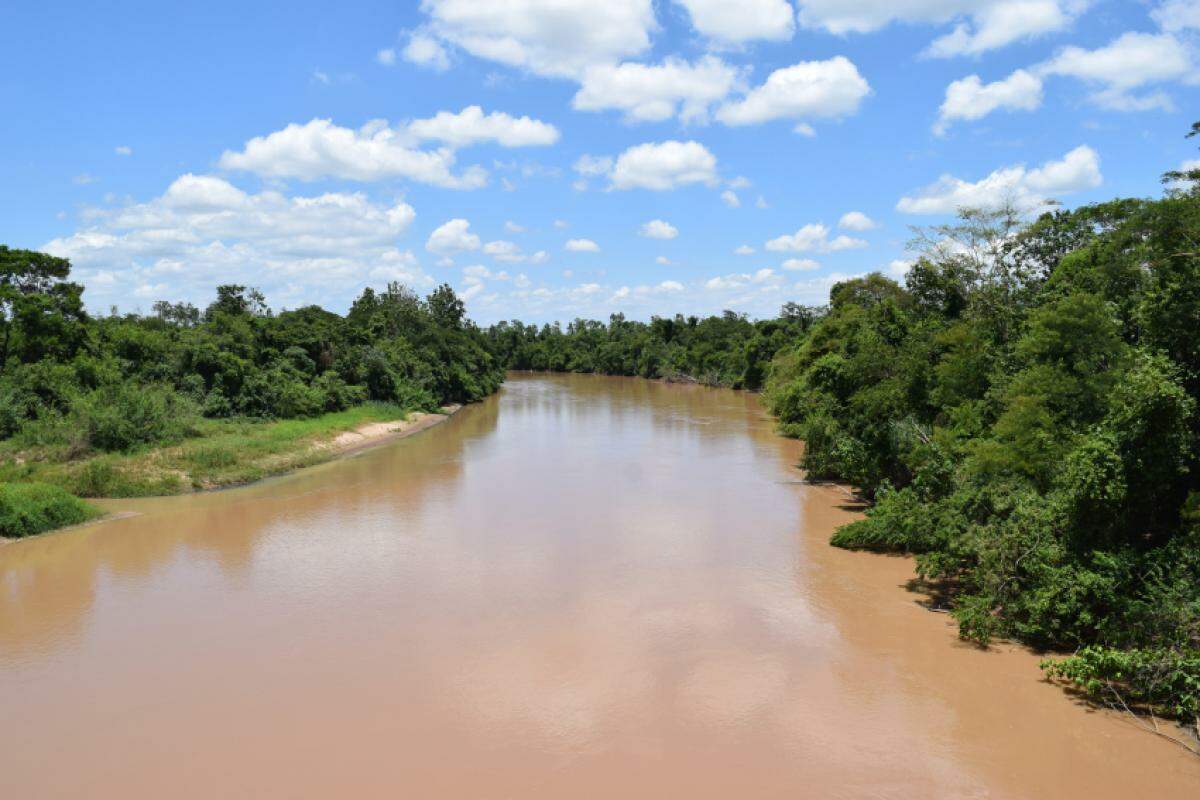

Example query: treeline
[485,308,817,390]
[0,249,502,529]
[486,131,1200,731]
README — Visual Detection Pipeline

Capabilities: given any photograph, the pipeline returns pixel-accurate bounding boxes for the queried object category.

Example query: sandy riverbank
[322,405,461,457]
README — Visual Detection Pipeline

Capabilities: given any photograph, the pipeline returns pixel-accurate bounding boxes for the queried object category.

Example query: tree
[0,246,87,370]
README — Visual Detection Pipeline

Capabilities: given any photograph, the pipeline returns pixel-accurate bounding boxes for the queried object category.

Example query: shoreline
[319,405,460,460]
[0,404,463,544]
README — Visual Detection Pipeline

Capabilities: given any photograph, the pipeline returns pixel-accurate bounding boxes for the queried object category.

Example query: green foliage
[0,264,502,509]
[761,124,1200,725]
[486,309,816,390]
[76,383,199,452]
[0,481,97,538]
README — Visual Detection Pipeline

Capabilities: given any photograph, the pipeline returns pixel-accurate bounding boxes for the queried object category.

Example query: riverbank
[0,403,460,537]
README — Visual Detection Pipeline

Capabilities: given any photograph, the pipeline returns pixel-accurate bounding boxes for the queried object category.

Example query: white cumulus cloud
[482,240,527,262]
[573,154,614,176]
[565,238,600,252]
[935,68,1043,134]
[218,119,487,188]
[609,140,719,190]
[640,219,679,239]
[407,105,560,147]
[427,218,482,254]
[417,0,657,78]
[44,174,427,311]
[673,0,796,45]
[403,31,451,70]
[573,56,743,123]
[1036,31,1197,111]
[716,56,871,128]
[838,211,877,231]
[896,144,1102,214]
[765,223,868,253]
[795,1,1084,58]
[1153,0,1200,32]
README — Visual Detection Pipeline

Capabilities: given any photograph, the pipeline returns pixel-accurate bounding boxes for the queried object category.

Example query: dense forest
[485,306,818,390]
[486,128,1200,736]
[0,253,502,531]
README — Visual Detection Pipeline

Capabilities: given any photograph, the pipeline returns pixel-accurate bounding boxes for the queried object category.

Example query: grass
[0,402,416,499]
[0,481,99,538]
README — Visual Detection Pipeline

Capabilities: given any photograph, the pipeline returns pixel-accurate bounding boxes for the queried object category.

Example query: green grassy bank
[0,401,418,504]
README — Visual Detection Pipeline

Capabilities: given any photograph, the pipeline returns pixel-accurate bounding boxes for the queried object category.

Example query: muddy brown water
[2,373,1197,798]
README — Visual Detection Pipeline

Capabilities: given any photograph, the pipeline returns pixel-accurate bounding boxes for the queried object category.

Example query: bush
[76,382,198,452]
[0,481,96,538]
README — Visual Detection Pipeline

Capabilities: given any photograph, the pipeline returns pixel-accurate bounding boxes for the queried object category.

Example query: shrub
[76,382,198,452]
[0,481,96,538]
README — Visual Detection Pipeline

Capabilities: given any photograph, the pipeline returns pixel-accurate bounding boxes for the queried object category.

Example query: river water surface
[2,373,1198,798]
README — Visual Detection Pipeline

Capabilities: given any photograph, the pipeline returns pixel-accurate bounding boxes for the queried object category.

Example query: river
[1,373,1197,798]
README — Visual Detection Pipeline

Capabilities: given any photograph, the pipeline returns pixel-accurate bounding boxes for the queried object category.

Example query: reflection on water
[1,374,1197,799]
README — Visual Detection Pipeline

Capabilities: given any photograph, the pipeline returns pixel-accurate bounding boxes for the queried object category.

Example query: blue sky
[3,1,1198,323]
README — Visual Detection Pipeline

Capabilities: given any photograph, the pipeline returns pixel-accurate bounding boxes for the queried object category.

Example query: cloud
[896,144,1101,214]
[673,0,796,45]
[1153,0,1200,32]
[573,154,614,176]
[935,68,1043,134]
[376,48,397,66]
[720,190,740,208]
[114,146,132,156]
[403,31,451,70]
[417,0,657,78]
[44,174,426,311]
[765,223,868,253]
[218,119,487,188]
[482,240,527,262]
[795,0,1084,57]
[1036,31,1196,111]
[704,268,782,291]
[573,56,743,123]
[427,218,481,254]
[655,256,675,265]
[925,1,1080,58]
[504,220,526,233]
[782,258,820,271]
[73,173,99,185]
[716,56,871,128]
[565,238,600,252]
[639,219,679,239]
[554,219,569,229]
[837,211,876,231]
[734,245,755,255]
[609,140,719,190]
[407,105,560,147]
